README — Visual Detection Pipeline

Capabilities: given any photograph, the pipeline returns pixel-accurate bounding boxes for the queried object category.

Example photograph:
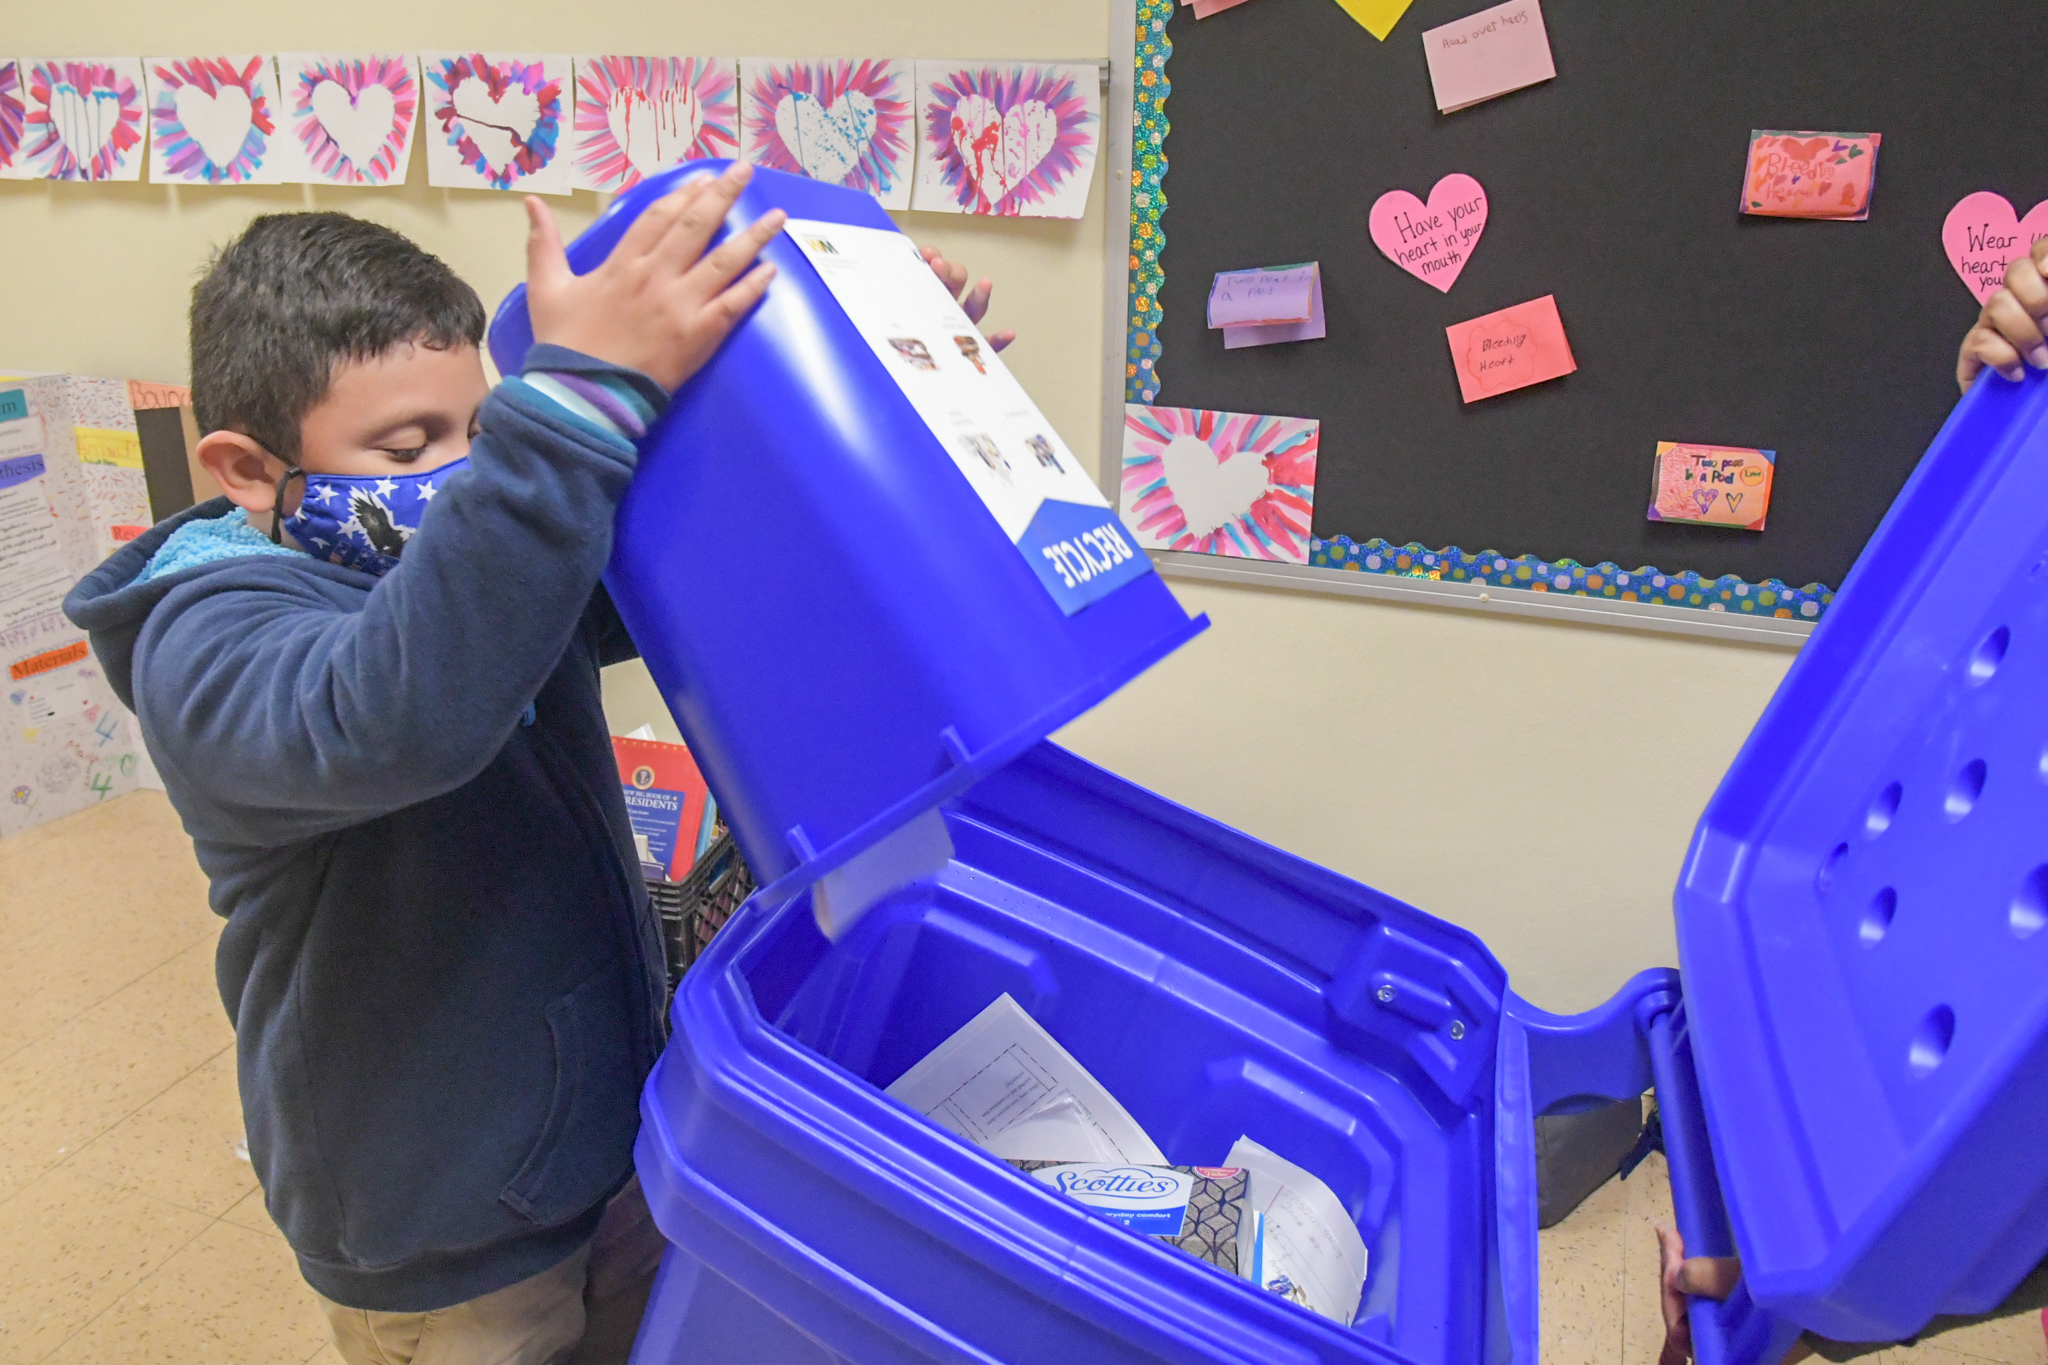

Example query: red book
[612,736,714,882]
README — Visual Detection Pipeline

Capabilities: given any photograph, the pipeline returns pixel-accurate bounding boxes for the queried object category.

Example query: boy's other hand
[525,162,784,393]
[1959,237,2048,391]
[921,246,1016,352]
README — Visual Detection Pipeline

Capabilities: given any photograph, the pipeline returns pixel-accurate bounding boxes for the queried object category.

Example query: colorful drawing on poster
[272,54,419,187]
[421,52,570,194]
[144,55,281,185]
[0,62,27,179]
[1421,0,1556,114]
[911,62,1100,219]
[1445,294,1576,402]
[1647,442,1776,530]
[21,59,147,182]
[571,56,737,192]
[1332,0,1418,39]
[738,59,911,208]
[1942,192,2048,305]
[1369,173,1488,293]
[1740,131,1881,220]
[1120,404,1319,562]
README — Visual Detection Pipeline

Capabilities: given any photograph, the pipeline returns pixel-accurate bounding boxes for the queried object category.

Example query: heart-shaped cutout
[950,95,1057,207]
[1370,173,1489,293]
[606,84,702,175]
[1943,191,2048,305]
[51,82,124,166]
[1157,432,1271,539]
[774,90,875,185]
[449,75,539,172]
[174,80,254,169]
[310,79,396,171]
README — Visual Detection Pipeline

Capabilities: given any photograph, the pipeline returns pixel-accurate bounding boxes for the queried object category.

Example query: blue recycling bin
[490,165,2048,1365]
[490,163,1205,910]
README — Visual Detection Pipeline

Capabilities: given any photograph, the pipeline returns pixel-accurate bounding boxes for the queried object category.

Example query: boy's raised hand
[525,162,785,394]
[1959,237,2048,391]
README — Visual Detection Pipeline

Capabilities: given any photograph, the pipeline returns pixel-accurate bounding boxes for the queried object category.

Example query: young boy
[64,163,1008,1364]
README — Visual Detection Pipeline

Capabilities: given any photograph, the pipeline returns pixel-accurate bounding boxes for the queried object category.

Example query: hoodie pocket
[500,966,644,1225]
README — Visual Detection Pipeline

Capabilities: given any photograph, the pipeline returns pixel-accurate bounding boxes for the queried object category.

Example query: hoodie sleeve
[129,350,662,841]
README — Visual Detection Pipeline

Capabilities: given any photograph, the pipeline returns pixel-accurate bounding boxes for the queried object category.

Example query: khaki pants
[317,1179,668,1365]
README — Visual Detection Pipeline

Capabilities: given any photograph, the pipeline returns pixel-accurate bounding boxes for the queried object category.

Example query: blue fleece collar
[135,507,301,584]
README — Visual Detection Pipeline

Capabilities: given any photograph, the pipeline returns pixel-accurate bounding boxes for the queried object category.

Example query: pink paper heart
[1943,192,2048,305]
[1369,173,1489,293]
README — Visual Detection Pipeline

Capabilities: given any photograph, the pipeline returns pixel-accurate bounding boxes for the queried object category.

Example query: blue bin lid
[1674,369,2048,1341]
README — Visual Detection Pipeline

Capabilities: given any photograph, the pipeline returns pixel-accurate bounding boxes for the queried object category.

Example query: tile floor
[0,791,2041,1365]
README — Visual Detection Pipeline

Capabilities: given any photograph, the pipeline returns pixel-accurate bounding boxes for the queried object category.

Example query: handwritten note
[1369,174,1488,293]
[1422,0,1556,114]
[1741,132,1881,220]
[1209,263,1325,348]
[1190,0,1257,15]
[1647,443,1775,530]
[1943,193,2048,304]
[1444,294,1575,402]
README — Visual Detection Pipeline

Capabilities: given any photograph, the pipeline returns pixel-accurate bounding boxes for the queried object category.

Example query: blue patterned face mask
[277,460,468,575]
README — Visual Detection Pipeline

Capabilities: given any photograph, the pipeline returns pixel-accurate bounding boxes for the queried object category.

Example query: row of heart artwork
[0,54,1102,217]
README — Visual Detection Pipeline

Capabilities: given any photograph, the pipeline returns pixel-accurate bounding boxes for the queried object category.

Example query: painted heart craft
[450,76,541,174]
[949,95,1056,209]
[310,79,397,171]
[1370,173,1489,292]
[52,82,126,169]
[608,86,703,176]
[1157,432,1273,541]
[173,81,254,168]
[775,90,876,186]
[1943,192,2048,305]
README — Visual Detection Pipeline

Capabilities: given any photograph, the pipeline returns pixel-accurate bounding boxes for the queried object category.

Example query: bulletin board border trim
[1098,0,1820,648]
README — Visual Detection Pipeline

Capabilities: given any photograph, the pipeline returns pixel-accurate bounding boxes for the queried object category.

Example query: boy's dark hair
[190,213,487,460]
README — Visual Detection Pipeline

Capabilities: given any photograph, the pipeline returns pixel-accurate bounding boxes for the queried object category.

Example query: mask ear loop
[269,464,305,546]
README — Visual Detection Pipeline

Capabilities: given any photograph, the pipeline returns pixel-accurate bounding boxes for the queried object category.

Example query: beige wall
[6,0,1796,1012]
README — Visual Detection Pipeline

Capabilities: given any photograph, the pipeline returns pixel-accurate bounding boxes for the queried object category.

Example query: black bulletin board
[1150,0,2048,596]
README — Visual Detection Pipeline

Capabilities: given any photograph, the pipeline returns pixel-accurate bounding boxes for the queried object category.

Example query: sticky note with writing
[1741,132,1881,220]
[1210,263,1325,349]
[1648,443,1776,530]
[1444,294,1575,402]
[1422,0,1556,114]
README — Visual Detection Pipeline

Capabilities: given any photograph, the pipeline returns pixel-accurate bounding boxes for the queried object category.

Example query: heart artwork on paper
[52,82,125,168]
[607,85,702,176]
[310,79,396,170]
[774,90,876,185]
[1943,192,2048,305]
[1156,433,1273,541]
[173,80,254,167]
[450,76,540,174]
[1368,173,1489,293]
[949,95,1056,208]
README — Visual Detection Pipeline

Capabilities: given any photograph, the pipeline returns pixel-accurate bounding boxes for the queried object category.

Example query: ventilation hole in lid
[1865,782,1902,837]
[1816,843,1848,896]
[2012,867,2048,940]
[1860,887,1897,945]
[1908,1005,1956,1078]
[1969,626,2010,684]
[1945,759,1987,821]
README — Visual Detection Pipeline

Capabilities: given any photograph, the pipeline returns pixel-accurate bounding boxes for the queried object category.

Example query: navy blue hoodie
[63,348,670,1312]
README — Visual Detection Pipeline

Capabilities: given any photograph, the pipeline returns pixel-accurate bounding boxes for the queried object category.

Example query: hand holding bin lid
[487,161,1205,922]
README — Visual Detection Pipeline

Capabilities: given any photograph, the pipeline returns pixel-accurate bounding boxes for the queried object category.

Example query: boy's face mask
[279,460,469,576]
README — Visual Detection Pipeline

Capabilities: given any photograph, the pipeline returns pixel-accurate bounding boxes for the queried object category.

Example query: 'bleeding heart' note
[1369,173,1488,293]
[1943,192,2048,305]
[1444,294,1575,402]
[1740,131,1881,220]
[1647,443,1775,531]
